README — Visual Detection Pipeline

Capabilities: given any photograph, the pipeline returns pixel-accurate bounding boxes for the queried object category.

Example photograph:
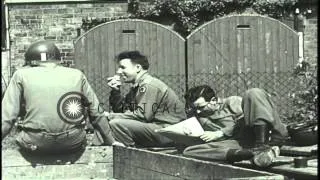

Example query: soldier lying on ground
[2,40,123,154]
[182,85,289,167]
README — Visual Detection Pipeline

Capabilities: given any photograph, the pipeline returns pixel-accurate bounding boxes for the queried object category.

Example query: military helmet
[287,122,318,146]
[25,41,61,64]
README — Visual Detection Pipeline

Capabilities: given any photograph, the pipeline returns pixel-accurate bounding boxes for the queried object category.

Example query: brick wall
[5,2,318,74]
[7,2,129,72]
[2,51,10,93]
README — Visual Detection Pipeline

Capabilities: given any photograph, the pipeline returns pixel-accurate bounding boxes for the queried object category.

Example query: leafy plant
[81,0,299,37]
[285,60,318,124]
[130,0,297,36]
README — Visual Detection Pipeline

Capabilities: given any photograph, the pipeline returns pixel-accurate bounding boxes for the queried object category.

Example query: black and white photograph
[1,0,318,179]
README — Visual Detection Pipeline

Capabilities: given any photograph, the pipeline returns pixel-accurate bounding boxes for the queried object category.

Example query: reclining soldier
[183,85,289,167]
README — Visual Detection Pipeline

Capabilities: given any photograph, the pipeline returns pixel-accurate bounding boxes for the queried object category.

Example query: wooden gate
[187,15,299,114]
[74,19,186,109]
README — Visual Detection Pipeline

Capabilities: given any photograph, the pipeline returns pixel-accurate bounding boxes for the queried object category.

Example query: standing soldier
[2,40,123,154]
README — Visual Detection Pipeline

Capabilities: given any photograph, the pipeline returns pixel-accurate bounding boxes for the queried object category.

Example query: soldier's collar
[132,72,148,88]
[39,62,59,68]
[216,97,223,104]
[209,97,222,103]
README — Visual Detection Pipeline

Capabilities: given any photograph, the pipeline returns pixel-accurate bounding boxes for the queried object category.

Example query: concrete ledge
[113,146,284,180]
[2,146,114,179]
[280,144,317,156]
[234,156,318,180]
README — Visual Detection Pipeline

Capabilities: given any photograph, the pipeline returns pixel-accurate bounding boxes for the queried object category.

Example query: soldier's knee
[182,146,195,157]
[244,88,264,99]
[109,119,122,128]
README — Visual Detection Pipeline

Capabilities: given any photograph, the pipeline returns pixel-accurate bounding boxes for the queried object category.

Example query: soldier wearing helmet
[24,40,61,66]
[2,40,123,154]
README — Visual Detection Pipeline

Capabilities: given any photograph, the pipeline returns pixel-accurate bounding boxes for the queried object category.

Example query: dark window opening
[236,25,250,29]
[122,30,136,34]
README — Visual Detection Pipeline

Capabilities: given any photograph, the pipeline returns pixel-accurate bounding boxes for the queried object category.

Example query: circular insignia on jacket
[57,92,88,124]
[139,86,146,93]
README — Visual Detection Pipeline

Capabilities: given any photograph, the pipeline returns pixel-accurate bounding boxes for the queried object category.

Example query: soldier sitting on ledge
[2,41,123,155]
[96,51,187,147]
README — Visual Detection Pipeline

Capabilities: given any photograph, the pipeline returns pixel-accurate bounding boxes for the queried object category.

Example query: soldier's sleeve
[2,71,23,140]
[81,74,115,144]
[218,117,236,137]
[109,89,125,113]
[203,116,235,137]
[228,96,244,117]
[110,85,164,122]
[220,96,244,136]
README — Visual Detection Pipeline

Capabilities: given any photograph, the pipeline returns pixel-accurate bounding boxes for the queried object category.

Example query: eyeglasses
[194,103,209,111]
[185,101,209,117]
[185,87,218,116]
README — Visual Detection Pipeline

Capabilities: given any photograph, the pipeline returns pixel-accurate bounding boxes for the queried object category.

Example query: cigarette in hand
[107,75,121,82]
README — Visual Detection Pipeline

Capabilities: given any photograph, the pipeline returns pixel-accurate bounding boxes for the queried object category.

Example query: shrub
[285,60,318,125]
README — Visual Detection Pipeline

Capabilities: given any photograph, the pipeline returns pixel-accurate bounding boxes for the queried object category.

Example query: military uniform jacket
[197,96,243,137]
[2,64,106,137]
[109,72,186,125]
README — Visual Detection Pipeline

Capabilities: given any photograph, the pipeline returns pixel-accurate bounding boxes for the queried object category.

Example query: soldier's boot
[253,121,271,148]
[226,149,254,163]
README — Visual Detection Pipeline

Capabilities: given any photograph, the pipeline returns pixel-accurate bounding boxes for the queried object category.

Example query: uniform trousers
[16,127,86,154]
[109,119,173,147]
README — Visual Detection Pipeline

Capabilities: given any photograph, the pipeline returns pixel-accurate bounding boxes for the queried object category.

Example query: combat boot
[253,123,271,148]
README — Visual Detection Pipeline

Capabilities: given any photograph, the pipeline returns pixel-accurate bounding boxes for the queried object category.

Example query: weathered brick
[30,19,42,24]
[308,19,317,24]
[20,18,29,24]
[14,32,28,37]
[44,36,57,40]
[58,9,74,14]
[61,14,74,18]
[40,5,67,9]
[43,9,58,14]
[25,15,37,19]
[74,8,83,13]
[82,9,93,14]
[76,4,94,8]
[18,49,26,53]
[65,52,75,57]
[14,15,23,20]
[65,4,77,8]
[61,31,73,36]
[61,49,73,53]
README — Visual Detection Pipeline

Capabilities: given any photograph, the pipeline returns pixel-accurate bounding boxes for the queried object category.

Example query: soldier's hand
[112,141,126,147]
[107,75,121,90]
[200,130,224,142]
[103,111,110,117]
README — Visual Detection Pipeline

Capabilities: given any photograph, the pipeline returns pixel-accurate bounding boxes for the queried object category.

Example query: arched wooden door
[74,19,186,110]
[187,15,299,114]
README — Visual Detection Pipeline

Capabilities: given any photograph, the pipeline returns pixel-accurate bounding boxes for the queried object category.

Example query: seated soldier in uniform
[2,41,123,155]
[101,51,187,147]
[182,85,289,167]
